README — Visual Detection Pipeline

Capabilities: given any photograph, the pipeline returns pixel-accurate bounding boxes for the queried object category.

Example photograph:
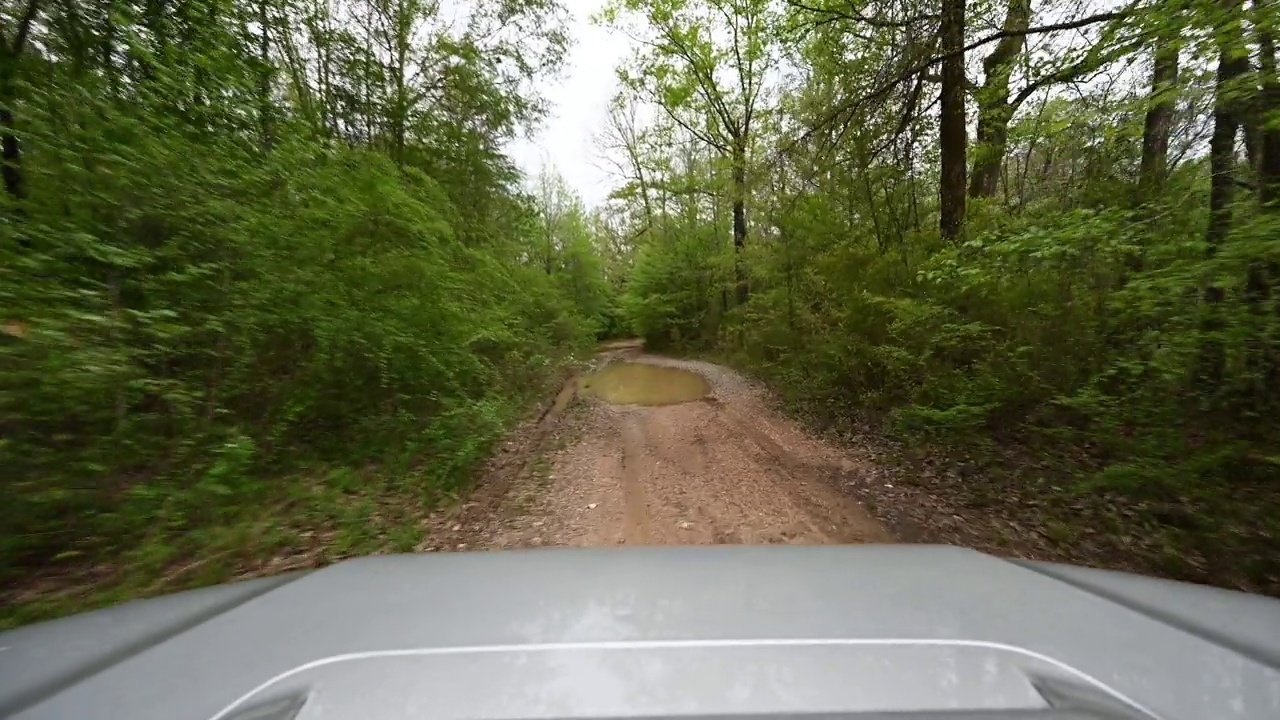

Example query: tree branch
[786,0,937,29]
[956,10,1131,69]
[658,27,738,138]
[655,97,730,154]
[1012,39,1141,109]
[741,3,763,134]
[720,2,749,128]
[786,6,1136,153]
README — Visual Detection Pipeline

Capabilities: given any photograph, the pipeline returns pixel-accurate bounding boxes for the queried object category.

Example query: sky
[506,0,633,207]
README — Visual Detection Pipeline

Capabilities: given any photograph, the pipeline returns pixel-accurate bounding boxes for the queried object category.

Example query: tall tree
[969,0,1030,199]
[1207,0,1248,249]
[1139,20,1180,199]
[605,0,776,303]
[599,95,656,230]
[1254,0,1280,204]
[939,0,967,238]
[1,0,40,199]
[534,167,582,275]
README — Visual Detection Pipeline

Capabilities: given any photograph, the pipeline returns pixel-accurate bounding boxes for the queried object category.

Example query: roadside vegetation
[0,0,614,627]
[595,0,1280,593]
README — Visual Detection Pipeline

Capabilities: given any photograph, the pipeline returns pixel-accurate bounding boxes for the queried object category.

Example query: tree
[939,0,966,238]
[604,0,776,303]
[1253,0,1280,204]
[0,0,39,199]
[605,0,1280,595]
[598,94,657,231]
[1,0,606,622]
[533,166,583,274]
[1207,0,1248,249]
[969,0,1030,200]
[1139,20,1180,199]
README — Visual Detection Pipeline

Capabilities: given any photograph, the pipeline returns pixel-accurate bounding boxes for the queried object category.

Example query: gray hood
[3,545,1279,720]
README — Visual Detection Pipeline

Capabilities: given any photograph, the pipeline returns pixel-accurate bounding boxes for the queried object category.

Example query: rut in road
[422,349,892,550]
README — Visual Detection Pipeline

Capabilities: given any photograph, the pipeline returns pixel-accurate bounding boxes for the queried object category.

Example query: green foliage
[729,180,1280,588]
[1,0,606,620]
[623,224,730,349]
[605,0,1280,590]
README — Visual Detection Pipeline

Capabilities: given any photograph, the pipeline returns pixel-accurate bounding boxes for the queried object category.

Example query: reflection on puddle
[580,362,709,406]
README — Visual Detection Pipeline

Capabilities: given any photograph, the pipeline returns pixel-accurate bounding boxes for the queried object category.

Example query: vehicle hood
[2,544,1279,720]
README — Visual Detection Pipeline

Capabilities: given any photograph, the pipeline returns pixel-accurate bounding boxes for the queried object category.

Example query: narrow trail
[422,342,892,551]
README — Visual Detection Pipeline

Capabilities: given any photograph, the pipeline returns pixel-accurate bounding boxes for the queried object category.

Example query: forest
[0,0,612,624]
[593,0,1280,593]
[3,0,1280,625]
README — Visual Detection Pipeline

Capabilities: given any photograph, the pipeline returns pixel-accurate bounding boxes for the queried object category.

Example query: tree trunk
[392,0,409,167]
[1245,122,1263,173]
[731,141,749,304]
[969,119,1009,199]
[1201,0,1248,398]
[939,0,967,239]
[969,0,1029,199]
[1256,0,1280,204]
[1207,0,1248,251]
[0,101,21,199]
[1139,34,1179,199]
[1,0,40,201]
[258,0,274,152]
[713,188,728,313]
[102,0,119,94]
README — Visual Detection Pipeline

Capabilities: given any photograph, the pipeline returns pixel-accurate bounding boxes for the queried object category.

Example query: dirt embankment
[421,344,892,551]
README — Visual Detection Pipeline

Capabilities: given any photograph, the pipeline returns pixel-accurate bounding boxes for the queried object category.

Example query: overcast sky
[506,0,633,208]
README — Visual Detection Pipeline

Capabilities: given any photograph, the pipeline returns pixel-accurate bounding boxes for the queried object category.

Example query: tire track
[620,411,651,545]
[429,351,893,551]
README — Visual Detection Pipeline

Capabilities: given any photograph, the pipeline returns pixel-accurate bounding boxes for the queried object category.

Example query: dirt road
[422,345,892,550]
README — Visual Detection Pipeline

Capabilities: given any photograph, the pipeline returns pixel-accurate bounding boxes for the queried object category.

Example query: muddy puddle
[580,362,710,406]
